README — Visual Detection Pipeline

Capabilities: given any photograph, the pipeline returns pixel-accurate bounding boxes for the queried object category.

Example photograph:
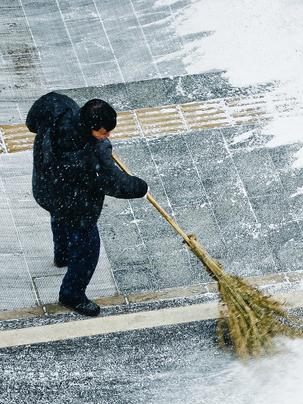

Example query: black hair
[80,99,117,132]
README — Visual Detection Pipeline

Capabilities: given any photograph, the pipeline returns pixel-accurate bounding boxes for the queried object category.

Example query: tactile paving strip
[0,125,35,153]
[1,92,303,153]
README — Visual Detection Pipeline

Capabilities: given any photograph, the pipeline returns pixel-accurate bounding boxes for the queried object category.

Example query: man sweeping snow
[26,92,148,316]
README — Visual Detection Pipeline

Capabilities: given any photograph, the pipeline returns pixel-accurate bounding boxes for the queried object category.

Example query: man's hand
[143,186,150,199]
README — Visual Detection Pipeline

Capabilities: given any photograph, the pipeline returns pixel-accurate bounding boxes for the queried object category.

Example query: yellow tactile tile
[111,111,140,140]
[189,121,230,130]
[1,124,34,153]
[1,92,303,153]
[226,95,267,107]
[181,101,230,129]
[136,105,185,136]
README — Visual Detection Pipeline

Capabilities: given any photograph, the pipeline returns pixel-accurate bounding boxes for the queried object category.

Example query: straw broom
[112,153,303,359]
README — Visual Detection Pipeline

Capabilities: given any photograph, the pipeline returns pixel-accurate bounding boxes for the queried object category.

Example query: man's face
[91,128,111,140]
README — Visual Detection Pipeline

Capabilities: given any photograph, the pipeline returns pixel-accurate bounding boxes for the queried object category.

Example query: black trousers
[51,215,100,303]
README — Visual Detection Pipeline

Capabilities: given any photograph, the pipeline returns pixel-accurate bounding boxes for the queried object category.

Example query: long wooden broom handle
[112,153,224,280]
[112,153,192,246]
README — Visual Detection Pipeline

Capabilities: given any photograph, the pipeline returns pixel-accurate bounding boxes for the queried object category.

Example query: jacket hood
[55,110,90,152]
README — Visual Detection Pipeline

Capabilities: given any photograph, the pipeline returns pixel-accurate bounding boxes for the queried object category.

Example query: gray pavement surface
[0,280,301,332]
[0,320,235,404]
[1,122,303,310]
[57,74,273,114]
[0,0,191,122]
[0,151,117,310]
[1,309,302,404]
[0,0,274,124]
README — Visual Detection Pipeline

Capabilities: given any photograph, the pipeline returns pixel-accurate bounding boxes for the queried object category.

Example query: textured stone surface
[0,308,302,404]
[0,152,117,310]
[2,119,303,308]
[0,320,223,404]
[0,0,275,124]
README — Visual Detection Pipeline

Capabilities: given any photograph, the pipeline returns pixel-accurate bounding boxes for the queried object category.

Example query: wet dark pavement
[1,308,302,404]
[0,320,232,404]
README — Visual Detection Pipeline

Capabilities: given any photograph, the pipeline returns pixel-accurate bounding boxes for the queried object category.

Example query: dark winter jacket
[26,92,148,228]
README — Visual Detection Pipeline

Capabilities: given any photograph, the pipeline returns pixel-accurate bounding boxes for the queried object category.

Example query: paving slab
[0,0,279,124]
[2,116,303,310]
[0,152,118,310]
[0,254,36,311]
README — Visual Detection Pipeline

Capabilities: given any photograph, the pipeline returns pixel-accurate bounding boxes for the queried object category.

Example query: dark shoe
[54,259,68,268]
[59,296,100,317]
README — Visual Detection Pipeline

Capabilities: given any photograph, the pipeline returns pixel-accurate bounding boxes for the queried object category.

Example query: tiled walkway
[0,151,117,310]
[1,91,302,152]
[1,92,303,312]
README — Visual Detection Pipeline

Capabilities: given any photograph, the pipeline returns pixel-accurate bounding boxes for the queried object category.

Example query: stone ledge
[0,289,302,349]
[1,270,302,323]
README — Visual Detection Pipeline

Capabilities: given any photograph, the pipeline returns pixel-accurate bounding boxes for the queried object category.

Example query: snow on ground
[150,5,303,400]
[217,339,303,404]
[265,116,303,168]
[155,0,303,168]
[155,0,303,87]
[207,338,303,404]
[149,337,303,404]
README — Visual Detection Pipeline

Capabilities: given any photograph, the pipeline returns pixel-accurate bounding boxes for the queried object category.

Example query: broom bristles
[187,234,303,359]
[218,274,303,358]
[112,154,303,358]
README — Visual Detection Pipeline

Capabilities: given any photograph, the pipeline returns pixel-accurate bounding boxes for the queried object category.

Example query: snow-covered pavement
[1,0,303,402]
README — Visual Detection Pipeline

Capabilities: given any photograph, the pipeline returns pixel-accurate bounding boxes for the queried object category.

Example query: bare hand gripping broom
[112,153,303,359]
